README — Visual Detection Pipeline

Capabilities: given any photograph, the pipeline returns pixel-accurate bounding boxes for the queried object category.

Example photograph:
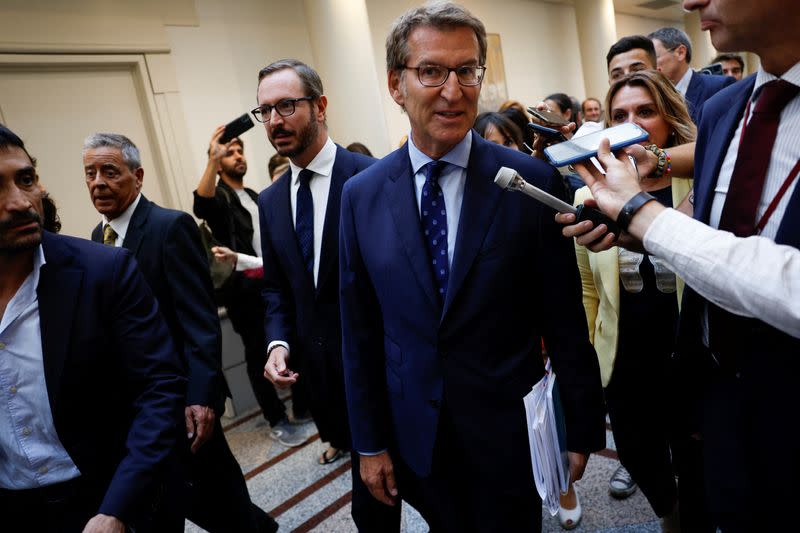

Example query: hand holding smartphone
[219,113,255,144]
[544,123,649,167]
[528,107,570,127]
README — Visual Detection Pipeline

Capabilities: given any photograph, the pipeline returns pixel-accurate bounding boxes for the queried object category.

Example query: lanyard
[736,98,800,234]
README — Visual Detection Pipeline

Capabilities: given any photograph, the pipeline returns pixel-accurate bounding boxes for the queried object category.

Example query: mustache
[0,210,42,232]
[270,127,294,137]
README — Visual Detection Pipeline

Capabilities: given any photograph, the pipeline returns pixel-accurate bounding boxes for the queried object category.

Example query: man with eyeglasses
[254,59,401,533]
[649,27,734,123]
[338,3,605,532]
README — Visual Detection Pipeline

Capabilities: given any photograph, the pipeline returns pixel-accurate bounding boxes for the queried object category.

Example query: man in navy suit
[339,4,605,532]
[256,59,400,533]
[649,27,735,123]
[0,125,185,532]
[569,1,800,529]
[85,133,277,532]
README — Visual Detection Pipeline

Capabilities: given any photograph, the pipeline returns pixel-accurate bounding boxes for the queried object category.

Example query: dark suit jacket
[258,146,373,443]
[340,132,605,478]
[677,74,800,520]
[685,71,736,124]
[38,232,185,522]
[92,196,226,411]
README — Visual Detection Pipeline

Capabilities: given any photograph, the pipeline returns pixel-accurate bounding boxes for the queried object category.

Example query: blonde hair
[605,70,696,147]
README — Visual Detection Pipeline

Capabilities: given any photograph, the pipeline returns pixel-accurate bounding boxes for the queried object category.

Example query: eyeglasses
[251,96,315,123]
[404,64,486,87]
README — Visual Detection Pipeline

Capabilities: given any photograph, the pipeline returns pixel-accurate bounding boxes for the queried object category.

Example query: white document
[523,359,570,516]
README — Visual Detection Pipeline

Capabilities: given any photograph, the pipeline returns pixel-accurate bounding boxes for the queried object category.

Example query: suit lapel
[384,146,440,309]
[442,133,503,319]
[90,223,102,243]
[121,196,152,256]
[316,146,349,294]
[38,233,83,412]
[694,79,754,223]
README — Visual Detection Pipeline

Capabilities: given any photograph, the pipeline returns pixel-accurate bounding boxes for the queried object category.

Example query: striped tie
[103,224,118,246]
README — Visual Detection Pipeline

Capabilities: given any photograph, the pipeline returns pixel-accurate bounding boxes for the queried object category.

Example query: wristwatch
[617,191,657,232]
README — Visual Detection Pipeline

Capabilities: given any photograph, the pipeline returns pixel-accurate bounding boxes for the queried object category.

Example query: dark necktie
[718,79,799,237]
[102,224,118,246]
[420,160,449,302]
[296,169,314,278]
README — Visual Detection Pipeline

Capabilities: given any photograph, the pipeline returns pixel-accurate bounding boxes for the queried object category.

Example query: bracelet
[617,191,657,232]
[644,144,671,178]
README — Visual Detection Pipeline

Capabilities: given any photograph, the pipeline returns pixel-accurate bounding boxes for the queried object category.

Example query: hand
[573,138,643,220]
[263,346,298,388]
[82,514,125,533]
[623,143,658,178]
[212,246,237,266]
[567,451,589,483]
[529,101,576,160]
[555,199,645,253]
[360,452,398,506]
[185,405,216,453]
[208,125,229,164]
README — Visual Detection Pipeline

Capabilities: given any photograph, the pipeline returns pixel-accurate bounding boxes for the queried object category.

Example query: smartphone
[528,107,569,126]
[528,123,568,143]
[219,113,255,144]
[544,122,649,167]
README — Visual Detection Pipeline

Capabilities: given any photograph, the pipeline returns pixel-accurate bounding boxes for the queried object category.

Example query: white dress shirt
[675,67,693,97]
[102,192,142,246]
[408,131,471,269]
[233,189,264,271]
[643,62,800,339]
[0,246,82,489]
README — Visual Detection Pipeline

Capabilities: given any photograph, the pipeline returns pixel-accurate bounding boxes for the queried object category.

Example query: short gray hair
[257,59,324,99]
[83,133,142,170]
[649,27,693,64]
[385,1,487,73]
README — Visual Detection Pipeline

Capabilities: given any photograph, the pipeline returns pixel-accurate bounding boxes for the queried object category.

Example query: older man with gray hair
[649,26,734,122]
[84,133,278,532]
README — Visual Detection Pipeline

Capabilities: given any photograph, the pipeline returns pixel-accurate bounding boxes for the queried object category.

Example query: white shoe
[558,487,582,530]
[609,464,637,499]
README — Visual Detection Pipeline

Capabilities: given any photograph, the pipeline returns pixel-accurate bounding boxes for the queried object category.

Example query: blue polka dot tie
[295,169,314,278]
[420,160,449,303]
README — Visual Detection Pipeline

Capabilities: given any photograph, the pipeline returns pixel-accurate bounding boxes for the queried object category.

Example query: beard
[0,209,43,253]
[270,118,319,159]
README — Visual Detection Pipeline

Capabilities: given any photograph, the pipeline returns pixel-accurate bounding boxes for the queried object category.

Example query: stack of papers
[523,359,570,515]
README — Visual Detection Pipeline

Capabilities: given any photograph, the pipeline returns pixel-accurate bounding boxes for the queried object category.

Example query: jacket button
[429,399,440,408]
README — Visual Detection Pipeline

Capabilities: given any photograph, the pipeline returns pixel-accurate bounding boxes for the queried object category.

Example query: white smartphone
[544,123,649,167]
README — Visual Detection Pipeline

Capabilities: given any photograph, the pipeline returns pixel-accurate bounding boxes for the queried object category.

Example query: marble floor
[186,398,659,533]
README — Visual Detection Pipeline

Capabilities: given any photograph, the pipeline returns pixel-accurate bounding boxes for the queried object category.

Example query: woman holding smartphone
[560,70,711,532]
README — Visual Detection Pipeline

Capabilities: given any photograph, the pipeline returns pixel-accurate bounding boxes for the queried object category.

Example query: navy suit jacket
[38,232,185,522]
[340,132,605,477]
[92,196,226,411]
[685,71,736,124]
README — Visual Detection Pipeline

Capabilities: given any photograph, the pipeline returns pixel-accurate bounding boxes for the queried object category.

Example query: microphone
[494,167,620,237]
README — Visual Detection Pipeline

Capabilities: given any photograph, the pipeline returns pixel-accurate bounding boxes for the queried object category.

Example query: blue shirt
[408,131,472,269]
[0,245,81,489]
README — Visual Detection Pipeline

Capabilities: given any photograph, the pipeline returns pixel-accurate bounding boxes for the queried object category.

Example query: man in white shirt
[568,1,800,529]
[649,26,734,123]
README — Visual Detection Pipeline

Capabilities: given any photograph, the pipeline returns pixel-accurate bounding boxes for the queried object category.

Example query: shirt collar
[102,192,142,242]
[753,61,800,99]
[675,67,693,96]
[0,244,46,334]
[290,137,336,185]
[407,130,472,175]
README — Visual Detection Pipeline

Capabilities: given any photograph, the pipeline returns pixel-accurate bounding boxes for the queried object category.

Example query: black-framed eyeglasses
[404,64,486,87]
[251,96,315,123]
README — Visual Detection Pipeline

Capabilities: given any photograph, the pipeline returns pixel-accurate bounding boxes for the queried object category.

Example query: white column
[684,9,717,69]
[574,0,617,100]
[302,0,390,155]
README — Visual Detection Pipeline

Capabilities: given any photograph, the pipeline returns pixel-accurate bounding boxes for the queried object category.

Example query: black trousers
[350,452,402,533]
[605,348,713,531]
[392,407,541,533]
[0,477,106,532]
[225,290,287,426]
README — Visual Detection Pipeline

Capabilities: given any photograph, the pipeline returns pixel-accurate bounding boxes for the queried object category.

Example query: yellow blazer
[574,178,692,387]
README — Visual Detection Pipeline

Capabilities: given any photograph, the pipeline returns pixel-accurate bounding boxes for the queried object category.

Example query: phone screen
[544,123,649,167]
[528,108,569,126]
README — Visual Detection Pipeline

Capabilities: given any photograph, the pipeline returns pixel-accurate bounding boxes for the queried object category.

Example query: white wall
[166,0,315,193]
[615,13,684,40]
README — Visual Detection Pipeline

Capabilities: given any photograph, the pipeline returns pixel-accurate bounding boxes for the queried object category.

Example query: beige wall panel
[0,65,167,238]
[166,0,315,194]
[615,13,684,40]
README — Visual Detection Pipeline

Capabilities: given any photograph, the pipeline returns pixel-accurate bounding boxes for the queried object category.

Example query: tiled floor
[186,404,659,532]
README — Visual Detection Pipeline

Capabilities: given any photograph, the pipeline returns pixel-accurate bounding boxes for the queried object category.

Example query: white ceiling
[540,0,686,22]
